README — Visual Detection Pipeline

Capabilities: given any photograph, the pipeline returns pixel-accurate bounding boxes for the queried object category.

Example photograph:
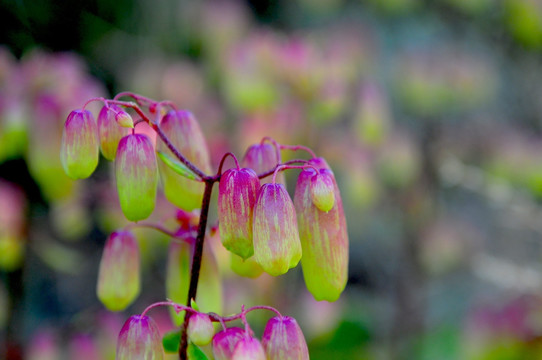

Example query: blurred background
[1,0,542,359]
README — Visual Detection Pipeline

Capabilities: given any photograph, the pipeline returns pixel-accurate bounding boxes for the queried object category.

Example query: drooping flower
[218,167,260,259]
[115,133,158,221]
[232,335,266,360]
[262,316,309,360]
[242,143,283,184]
[157,110,211,211]
[253,183,302,276]
[116,315,164,360]
[187,312,215,346]
[212,327,245,360]
[60,109,99,179]
[97,105,129,161]
[294,158,348,302]
[97,230,140,311]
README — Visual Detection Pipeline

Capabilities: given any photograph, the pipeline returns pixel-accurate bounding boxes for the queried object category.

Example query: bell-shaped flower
[116,315,164,360]
[294,158,348,302]
[187,312,215,346]
[97,105,129,161]
[232,335,266,360]
[218,168,260,259]
[115,133,158,221]
[253,183,302,276]
[242,143,283,184]
[262,316,309,360]
[212,327,245,360]
[60,109,99,179]
[310,169,335,212]
[157,110,211,211]
[97,230,140,311]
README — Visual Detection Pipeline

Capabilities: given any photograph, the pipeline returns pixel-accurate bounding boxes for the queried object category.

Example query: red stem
[280,144,317,158]
[272,164,319,183]
[216,152,241,176]
[261,136,282,163]
[152,121,208,180]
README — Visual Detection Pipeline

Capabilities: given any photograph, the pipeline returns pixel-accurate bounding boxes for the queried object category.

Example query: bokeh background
[1,0,542,359]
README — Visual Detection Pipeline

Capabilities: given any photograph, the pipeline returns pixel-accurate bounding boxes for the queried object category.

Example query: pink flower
[116,315,163,360]
[218,167,260,259]
[262,316,309,360]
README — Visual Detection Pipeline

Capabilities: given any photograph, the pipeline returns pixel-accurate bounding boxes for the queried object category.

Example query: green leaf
[157,151,198,180]
[163,334,210,359]
[190,299,200,311]
[162,330,180,353]
[188,342,209,360]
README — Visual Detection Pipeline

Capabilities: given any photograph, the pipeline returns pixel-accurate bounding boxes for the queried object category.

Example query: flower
[157,110,211,210]
[97,105,129,160]
[218,167,260,259]
[294,158,348,301]
[253,183,301,276]
[116,315,163,360]
[232,335,266,360]
[262,316,309,360]
[212,327,245,360]
[97,230,140,311]
[187,313,215,346]
[115,133,158,221]
[60,109,99,179]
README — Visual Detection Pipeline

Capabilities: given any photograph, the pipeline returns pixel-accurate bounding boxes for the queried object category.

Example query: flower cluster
[60,92,349,358]
[117,303,309,360]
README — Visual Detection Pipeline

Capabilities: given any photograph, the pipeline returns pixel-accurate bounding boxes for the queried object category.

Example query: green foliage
[162,330,180,354]
[157,150,198,180]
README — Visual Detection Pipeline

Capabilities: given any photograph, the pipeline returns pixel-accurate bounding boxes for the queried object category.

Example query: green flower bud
[97,105,129,161]
[97,230,140,311]
[60,109,99,179]
[187,313,215,346]
[310,169,335,212]
[115,134,158,221]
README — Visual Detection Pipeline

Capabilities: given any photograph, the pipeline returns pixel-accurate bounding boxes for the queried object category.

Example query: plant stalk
[178,179,215,359]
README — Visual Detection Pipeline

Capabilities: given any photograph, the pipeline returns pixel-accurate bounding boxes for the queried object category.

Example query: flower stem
[178,179,215,360]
